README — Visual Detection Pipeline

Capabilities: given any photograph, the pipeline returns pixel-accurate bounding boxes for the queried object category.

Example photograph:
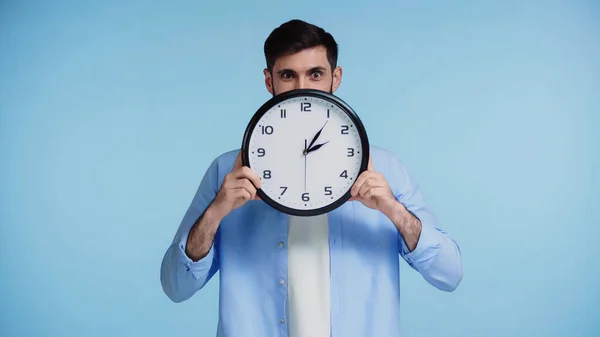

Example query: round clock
[241,89,369,216]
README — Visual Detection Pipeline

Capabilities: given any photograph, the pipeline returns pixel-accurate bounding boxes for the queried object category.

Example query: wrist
[387,200,422,252]
[386,200,411,229]
[205,202,227,225]
[185,204,223,261]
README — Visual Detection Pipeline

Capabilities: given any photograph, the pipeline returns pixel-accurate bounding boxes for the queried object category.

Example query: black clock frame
[241,89,370,216]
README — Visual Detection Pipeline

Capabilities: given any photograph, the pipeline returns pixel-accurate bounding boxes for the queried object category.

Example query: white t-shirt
[286,214,331,337]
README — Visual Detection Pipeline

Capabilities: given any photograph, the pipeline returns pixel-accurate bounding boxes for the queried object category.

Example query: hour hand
[307,120,328,150]
[307,141,329,154]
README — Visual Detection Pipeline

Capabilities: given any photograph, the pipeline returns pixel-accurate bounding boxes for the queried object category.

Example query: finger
[238,179,258,199]
[225,170,262,202]
[359,176,389,199]
[227,178,257,199]
[236,166,262,189]
[229,166,259,187]
[232,188,252,204]
[364,186,384,200]
[367,155,374,172]
[350,179,364,198]
[238,178,262,201]
[351,171,376,196]
[358,177,379,197]
[350,180,362,198]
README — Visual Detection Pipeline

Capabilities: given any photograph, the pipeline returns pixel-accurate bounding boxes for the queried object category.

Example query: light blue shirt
[160,145,463,337]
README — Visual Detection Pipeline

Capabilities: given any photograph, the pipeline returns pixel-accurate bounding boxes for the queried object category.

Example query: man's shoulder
[369,144,403,167]
[213,148,240,164]
[207,148,240,173]
[369,144,395,158]
[368,144,413,186]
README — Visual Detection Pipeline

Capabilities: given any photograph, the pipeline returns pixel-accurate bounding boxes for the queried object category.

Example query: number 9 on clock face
[241,89,370,216]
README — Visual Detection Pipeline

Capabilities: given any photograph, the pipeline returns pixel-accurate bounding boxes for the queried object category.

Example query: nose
[296,76,307,90]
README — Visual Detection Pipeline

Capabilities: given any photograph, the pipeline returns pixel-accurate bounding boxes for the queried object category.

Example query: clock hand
[306,120,328,152]
[304,139,307,191]
[306,141,329,154]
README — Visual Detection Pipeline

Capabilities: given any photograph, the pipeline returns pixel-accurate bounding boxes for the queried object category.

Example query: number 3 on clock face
[241,89,370,216]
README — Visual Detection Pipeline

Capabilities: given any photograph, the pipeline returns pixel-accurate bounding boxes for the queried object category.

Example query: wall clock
[241,89,369,216]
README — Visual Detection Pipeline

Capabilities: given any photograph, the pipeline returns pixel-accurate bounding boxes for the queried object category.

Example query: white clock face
[246,94,366,215]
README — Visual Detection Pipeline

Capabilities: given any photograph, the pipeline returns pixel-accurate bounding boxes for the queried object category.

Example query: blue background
[1,1,598,336]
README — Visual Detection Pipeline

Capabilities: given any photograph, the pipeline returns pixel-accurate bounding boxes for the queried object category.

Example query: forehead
[273,47,330,71]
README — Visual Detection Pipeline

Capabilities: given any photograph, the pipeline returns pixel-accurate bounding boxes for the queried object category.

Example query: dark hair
[264,19,338,71]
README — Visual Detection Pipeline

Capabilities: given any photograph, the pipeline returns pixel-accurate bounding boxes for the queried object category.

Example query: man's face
[264,46,342,96]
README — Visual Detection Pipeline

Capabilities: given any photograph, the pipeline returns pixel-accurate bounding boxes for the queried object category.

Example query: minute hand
[306,120,328,151]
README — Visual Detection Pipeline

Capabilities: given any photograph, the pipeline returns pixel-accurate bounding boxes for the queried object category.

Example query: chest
[217,201,397,255]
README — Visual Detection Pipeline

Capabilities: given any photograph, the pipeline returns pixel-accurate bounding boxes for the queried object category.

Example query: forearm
[161,203,224,303]
[385,200,421,252]
[381,152,463,291]
[391,201,462,291]
[161,154,241,303]
[185,203,224,261]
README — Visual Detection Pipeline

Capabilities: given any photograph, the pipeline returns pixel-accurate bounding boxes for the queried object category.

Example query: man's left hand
[349,155,397,217]
[349,154,422,252]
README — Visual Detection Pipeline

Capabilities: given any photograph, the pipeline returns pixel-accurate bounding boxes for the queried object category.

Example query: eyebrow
[307,66,327,73]
[276,66,328,76]
[276,68,296,76]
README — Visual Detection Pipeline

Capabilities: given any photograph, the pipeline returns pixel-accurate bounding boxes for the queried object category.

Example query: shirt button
[279,241,284,247]
[280,318,285,324]
[280,279,285,285]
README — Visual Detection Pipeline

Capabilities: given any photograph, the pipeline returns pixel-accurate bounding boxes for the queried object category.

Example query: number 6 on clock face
[241,89,370,216]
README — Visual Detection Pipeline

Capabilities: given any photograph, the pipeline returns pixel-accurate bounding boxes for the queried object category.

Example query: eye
[310,71,323,79]
[281,72,295,79]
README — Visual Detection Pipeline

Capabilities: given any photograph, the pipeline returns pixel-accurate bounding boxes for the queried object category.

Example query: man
[161,19,462,337]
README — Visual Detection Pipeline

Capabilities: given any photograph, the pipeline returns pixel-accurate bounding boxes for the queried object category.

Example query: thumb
[367,155,374,172]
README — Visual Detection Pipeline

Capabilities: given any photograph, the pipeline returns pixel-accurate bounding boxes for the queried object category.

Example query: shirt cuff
[177,235,216,280]
[399,220,441,270]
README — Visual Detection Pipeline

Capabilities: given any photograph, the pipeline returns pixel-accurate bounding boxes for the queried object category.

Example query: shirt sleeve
[387,151,463,292]
[160,156,222,303]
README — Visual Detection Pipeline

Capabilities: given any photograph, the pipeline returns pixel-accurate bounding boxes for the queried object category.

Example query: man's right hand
[210,151,262,219]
